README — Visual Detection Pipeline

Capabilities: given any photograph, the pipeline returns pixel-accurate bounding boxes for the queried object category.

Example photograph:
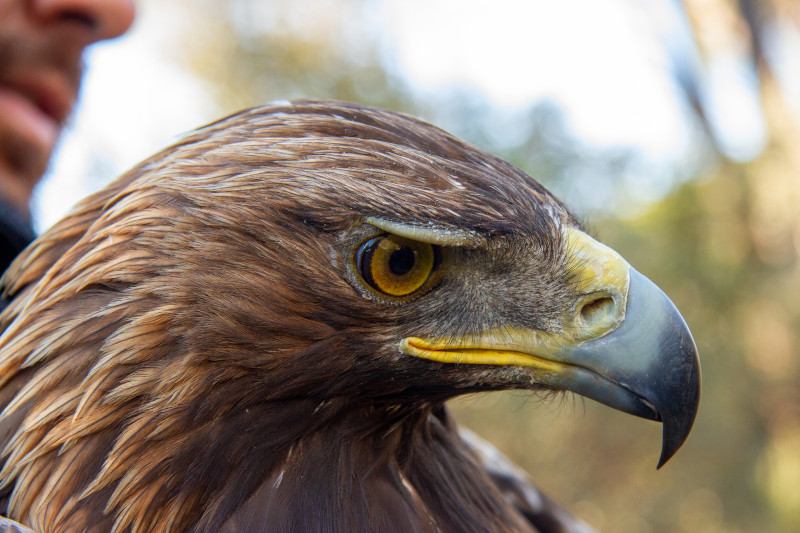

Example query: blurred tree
[165,0,800,531]
[178,0,653,216]
[180,0,414,113]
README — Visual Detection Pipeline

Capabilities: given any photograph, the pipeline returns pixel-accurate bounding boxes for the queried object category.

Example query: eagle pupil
[389,247,415,275]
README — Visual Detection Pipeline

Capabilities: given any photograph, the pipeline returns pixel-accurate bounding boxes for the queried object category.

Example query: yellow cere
[561,227,632,341]
[563,227,630,296]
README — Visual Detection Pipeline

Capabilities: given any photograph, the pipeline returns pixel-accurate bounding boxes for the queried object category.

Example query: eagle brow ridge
[365,217,485,247]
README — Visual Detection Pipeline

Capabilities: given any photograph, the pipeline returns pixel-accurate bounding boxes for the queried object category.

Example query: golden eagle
[0,100,699,532]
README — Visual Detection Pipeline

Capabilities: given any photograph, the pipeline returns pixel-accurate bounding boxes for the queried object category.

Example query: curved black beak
[560,269,701,467]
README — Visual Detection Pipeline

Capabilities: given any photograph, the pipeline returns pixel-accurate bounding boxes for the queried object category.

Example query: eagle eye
[356,234,438,297]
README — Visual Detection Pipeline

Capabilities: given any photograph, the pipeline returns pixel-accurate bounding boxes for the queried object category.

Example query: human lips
[0,72,75,152]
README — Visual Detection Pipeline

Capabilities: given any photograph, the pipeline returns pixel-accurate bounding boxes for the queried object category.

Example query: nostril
[33,0,136,42]
[60,10,100,32]
[580,296,616,325]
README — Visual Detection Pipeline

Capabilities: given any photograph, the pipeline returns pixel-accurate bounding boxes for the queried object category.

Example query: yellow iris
[357,234,436,296]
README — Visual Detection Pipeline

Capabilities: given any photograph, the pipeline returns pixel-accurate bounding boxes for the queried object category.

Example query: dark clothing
[0,198,34,313]
[0,197,34,275]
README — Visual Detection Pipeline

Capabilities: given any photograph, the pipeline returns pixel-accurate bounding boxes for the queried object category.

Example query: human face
[0,0,135,213]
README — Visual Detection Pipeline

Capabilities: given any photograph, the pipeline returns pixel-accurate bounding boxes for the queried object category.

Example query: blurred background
[34,0,800,531]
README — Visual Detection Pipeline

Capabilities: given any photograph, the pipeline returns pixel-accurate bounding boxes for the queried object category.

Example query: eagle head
[0,100,699,532]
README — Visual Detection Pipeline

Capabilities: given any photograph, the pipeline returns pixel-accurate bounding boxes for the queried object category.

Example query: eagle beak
[555,267,701,467]
[401,229,701,468]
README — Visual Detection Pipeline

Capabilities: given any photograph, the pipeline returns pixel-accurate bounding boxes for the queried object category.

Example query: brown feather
[0,100,584,532]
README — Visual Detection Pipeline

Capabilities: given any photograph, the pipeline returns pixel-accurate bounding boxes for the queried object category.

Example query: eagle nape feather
[0,99,699,533]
